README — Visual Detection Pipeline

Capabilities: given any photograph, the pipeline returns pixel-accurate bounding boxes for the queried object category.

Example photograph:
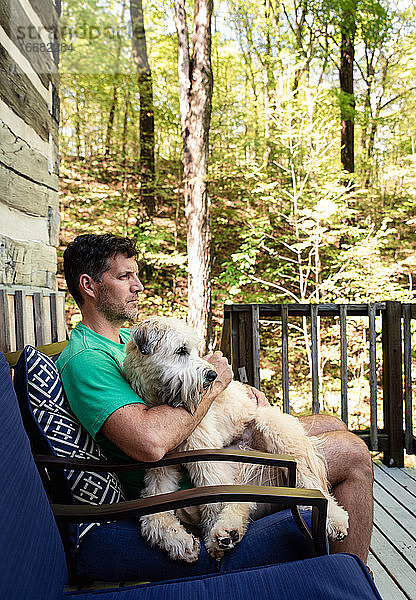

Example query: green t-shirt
[56,323,147,498]
[56,322,191,499]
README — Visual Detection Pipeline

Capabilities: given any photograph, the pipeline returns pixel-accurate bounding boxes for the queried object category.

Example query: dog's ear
[167,390,198,415]
[164,380,200,415]
[164,382,186,411]
[130,321,165,355]
[166,385,200,415]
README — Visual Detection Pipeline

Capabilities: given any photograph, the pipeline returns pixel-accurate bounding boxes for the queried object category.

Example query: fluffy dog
[123,316,349,562]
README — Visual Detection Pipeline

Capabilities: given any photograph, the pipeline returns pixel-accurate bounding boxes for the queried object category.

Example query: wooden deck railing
[0,286,67,354]
[220,302,416,468]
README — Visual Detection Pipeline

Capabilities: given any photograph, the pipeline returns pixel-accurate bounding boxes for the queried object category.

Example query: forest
[58,0,416,436]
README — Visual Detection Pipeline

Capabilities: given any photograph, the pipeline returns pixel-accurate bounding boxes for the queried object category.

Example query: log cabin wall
[0,1,64,351]
[0,0,60,292]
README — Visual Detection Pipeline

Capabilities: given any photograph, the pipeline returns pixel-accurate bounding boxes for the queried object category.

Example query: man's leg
[299,414,374,564]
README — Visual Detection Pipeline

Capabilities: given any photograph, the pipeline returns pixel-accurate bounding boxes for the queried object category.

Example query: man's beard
[96,286,138,324]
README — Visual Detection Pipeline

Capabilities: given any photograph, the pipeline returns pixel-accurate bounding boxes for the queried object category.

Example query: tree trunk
[121,89,130,230]
[122,88,130,165]
[174,0,213,351]
[105,84,118,157]
[105,0,126,157]
[264,0,274,168]
[130,0,155,217]
[75,92,82,159]
[339,13,355,174]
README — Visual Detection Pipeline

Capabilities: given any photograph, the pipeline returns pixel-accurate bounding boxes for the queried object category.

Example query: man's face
[94,253,144,324]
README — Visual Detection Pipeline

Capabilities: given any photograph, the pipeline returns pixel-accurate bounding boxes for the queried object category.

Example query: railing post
[0,289,11,353]
[382,301,404,467]
[251,305,261,390]
[14,290,26,350]
[225,305,260,388]
[33,292,45,347]
[281,304,290,413]
[220,307,232,362]
[403,303,414,455]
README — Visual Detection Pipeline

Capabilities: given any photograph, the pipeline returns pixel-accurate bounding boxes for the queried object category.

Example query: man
[57,233,234,500]
[57,233,373,574]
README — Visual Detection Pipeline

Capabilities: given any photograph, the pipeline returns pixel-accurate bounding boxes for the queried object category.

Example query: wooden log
[25,0,61,68]
[382,301,404,467]
[28,0,61,61]
[0,163,54,217]
[0,121,58,191]
[0,0,58,88]
[0,43,52,142]
[29,0,62,20]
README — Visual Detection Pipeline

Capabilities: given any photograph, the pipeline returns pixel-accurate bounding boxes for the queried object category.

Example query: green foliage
[59,0,416,427]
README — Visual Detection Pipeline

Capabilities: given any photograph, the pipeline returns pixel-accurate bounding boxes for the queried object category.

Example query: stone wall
[0,0,60,290]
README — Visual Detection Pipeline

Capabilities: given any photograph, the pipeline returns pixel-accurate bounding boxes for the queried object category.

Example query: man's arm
[101,351,233,462]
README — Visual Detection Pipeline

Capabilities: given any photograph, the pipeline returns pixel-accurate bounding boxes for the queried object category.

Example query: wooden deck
[369,463,416,600]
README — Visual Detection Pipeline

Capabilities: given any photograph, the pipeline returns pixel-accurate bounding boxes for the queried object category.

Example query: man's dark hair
[64,234,138,307]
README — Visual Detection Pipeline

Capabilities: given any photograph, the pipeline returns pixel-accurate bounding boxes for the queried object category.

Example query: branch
[379,87,416,111]
[246,273,300,302]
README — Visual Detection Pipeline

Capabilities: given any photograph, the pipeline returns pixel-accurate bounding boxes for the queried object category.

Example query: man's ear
[78,274,97,300]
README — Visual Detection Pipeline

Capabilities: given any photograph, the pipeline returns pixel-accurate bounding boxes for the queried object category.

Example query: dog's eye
[176,347,189,356]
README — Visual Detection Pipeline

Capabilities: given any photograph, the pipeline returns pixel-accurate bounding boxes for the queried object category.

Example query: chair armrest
[52,483,328,557]
[35,448,297,486]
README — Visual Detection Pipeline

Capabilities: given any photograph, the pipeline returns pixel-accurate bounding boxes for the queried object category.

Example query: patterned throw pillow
[14,346,126,547]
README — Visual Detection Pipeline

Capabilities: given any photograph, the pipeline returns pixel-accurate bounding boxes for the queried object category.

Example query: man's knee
[324,430,373,486]
[299,413,348,436]
[346,433,374,481]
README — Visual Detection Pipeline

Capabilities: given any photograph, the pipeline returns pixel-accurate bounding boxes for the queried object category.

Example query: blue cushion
[65,554,383,600]
[0,352,68,599]
[75,509,316,582]
[14,345,125,551]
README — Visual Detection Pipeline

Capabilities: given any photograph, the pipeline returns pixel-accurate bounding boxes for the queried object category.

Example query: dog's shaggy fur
[123,316,349,562]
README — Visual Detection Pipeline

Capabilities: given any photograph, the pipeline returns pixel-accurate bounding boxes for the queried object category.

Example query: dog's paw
[166,529,201,563]
[326,505,349,541]
[206,526,242,560]
[140,514,200,563]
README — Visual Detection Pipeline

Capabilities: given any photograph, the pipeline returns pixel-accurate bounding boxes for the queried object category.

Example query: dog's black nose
[206,370,217,382]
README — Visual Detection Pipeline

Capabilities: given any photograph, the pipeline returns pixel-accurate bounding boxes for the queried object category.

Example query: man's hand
[245,385,270,407]
[203,351,233,396]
